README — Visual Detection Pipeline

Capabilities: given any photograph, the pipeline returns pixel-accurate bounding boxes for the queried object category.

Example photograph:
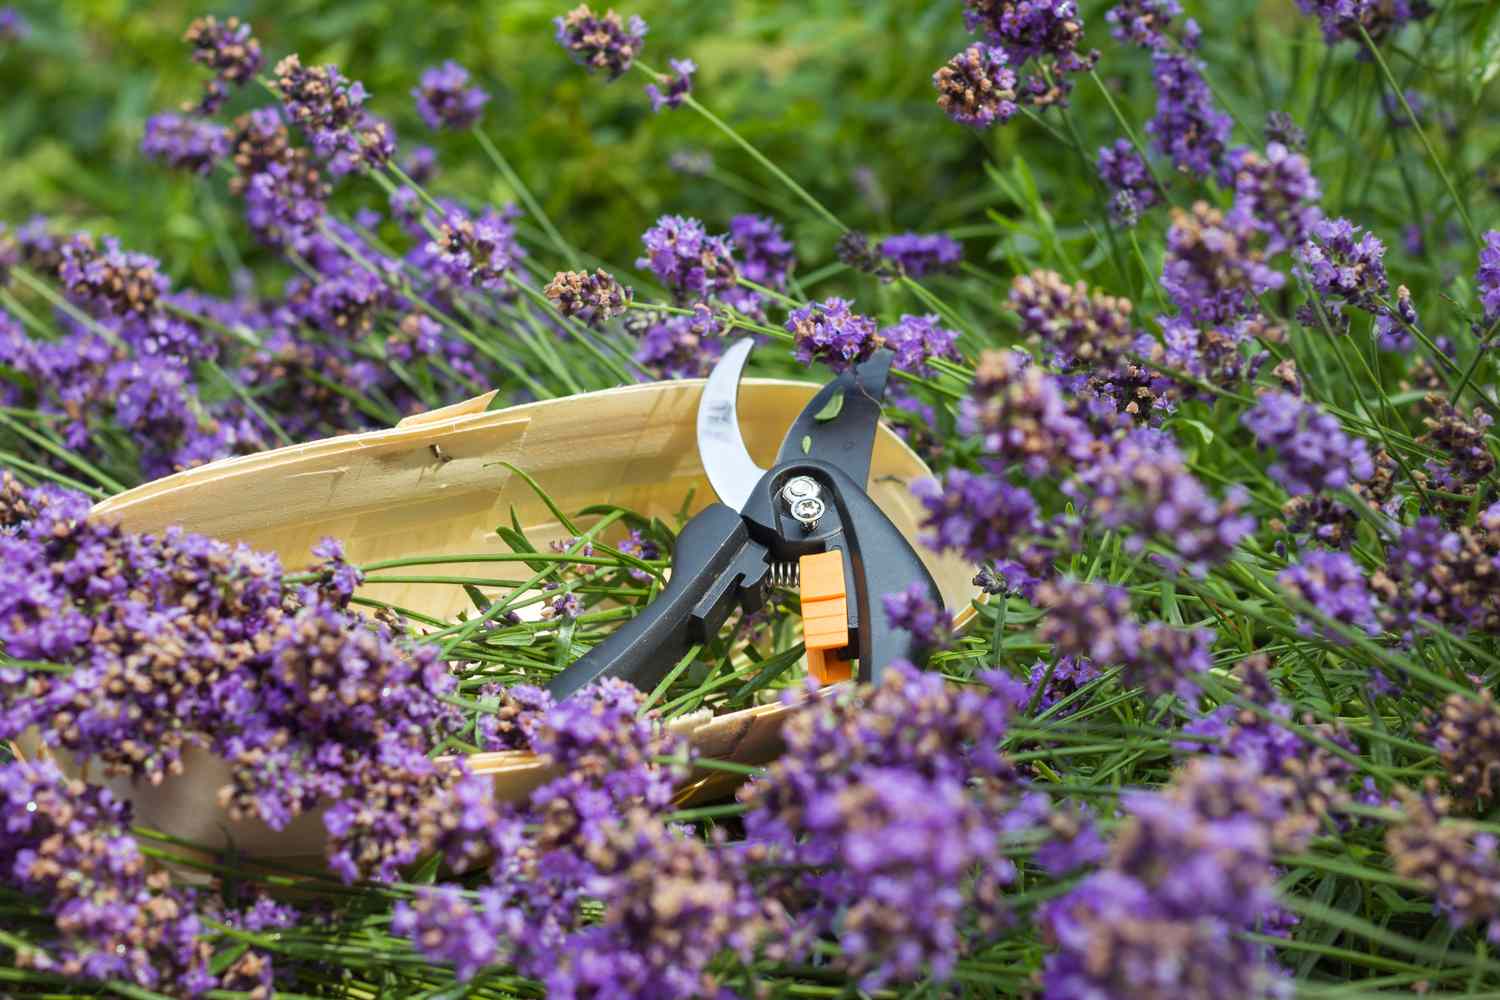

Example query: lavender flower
[630,303,724,378]
[1425,690,1500,808]
[787,296,881,370]
[1418,393,1495,497]
[554,4,647,79]
[402,144,439,183]
[1279,549,1381,640]
[961,0,1099,107]
[182,15,261,113]
[1387,785,1500,942]
[1226,142,1324,255]
[273,55,390,174]
[729,213,795,290]
[141,114,231,175]
[413,61,491,130]
[912,469,1043,573]
[1294,216,1405,336]
[1011,269,1137,371]
[1243,391,1374,495]
[883,581,951,650]
[882,314,960,376]
[1146,50,1232,178]
[1371,508,1500,634]
[1162,202,1285,325]
[1097,139,1161,223]
[645,57,695,111]
[1037,578,1141,665]
[429,206,526,293]
[637,214,737,303]
[393,888,518,981]
[1265,110,1308,150]
[545,268,633,326]
[1106,0,1184,49]
[1296,0,1435,48]
[959,349,1096,476]
[1477,230,1500,324]
[1067,427,1255,573]
[1025,656,1101,717]
[878,231,962,277]
[933,44,1019,129]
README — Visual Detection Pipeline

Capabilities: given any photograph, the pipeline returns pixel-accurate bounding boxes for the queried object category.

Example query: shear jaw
[696,338,768,513]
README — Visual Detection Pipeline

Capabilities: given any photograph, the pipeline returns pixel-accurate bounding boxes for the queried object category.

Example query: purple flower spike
[554,4,648,79]
[934,44,1019,128]
[1147,50,1232,178]
[183,15,262,113]
[1477,230,1500,324]
[637,214,738,303]
[878,232,962,277]
[730,213,796,291]
[413,61,491,130]
[1279,549,1381,641]
[645,57,695,111]
[787,297,881,371]
[142,114,231,175]
[1243,391,1374,496]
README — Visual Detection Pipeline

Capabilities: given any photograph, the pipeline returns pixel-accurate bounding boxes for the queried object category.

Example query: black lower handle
[546,503,765,700]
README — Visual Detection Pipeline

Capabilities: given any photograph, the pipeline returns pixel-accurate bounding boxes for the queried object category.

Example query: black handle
[546,503,768,700]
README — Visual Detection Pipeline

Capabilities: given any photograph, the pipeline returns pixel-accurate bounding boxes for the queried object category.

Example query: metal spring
[769,560,800,589]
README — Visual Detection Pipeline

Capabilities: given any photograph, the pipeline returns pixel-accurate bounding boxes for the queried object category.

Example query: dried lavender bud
[428,206,526,293]
[963,0,1099,108]
[1162,202,1285,326]
[883,581,952,651]
[645,57,695,111]
[933,44,1019,129]
[1265,110,1307,151]
[1387,784,1500,941]
[1425,690,1500,808]
[879,231,962,277]
[1371,508,1500,635]
[545,268,633,326]
[1418,393,1495,497]
[183,15,262,114]
[1106,0,1184,49]
[554,4,648,80]
[787,296,882,371]
[835,229,895,278]
[142,114,231,175]
[637,214,737,303]
[413,60,490,130]
[1243,391,1374,496]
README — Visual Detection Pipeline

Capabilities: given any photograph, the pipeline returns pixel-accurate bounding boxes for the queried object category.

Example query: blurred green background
[1,0,1495,298]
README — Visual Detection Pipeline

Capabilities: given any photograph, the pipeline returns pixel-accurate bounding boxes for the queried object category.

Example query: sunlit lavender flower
[413,61,491,130]
[912,468,1042,570]
[631,303,724,378]
[1227,142,1323,255]
[545,268,633,326]
[554,4,647,79]
[1279,549,1380,641]
[141,113,231,175]
[787,296,881,370]
[1106,0,1184,49]
[1097,139,1161,223]
[1477,230,1500,324]
[645,57,695,111]
[960,349,1096,475]
[429,206,526,293]
[1162,202,1285,325]
[638,214,737,303]
[934,44,1019,128]
[962,0,1099,107]
[882,314,960,376]
[883,581,951,650]
[879,232,962,277]
[1243,391,1374,495]
[182,15,261,113]
[1147,50,1232,177]
[274,55,368,153]
[1296,0,1435,49]
[1294,216,1395,334]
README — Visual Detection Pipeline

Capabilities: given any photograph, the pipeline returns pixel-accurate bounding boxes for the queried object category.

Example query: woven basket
[70,378,977,860]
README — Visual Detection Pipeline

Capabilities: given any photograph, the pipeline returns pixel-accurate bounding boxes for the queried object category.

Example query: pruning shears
[547,337,945,699]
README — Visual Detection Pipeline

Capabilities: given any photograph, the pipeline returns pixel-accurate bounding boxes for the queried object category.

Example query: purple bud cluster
[959,350,1096,476]
[883,581,952,650]
[1226,142,1324,255]
[882,313,961,376]
[1295,0,1435,49]
[554,4,648,80]
[1387,786,1500,943]
[182,15,262,114]
[1106,0,1186,49]
[961,0,1100,108]
[1147,51,1232,178]
[1011,269,1138,371]
[0,6,28,42]
[1067,427,1255,573]
[1096,139,1161,223]
[413,61,490,130]
[273,55,391,175]
[1371,506,1500,635]
[630,302,724,378]
[1162,202,1285,326]
[428,206,527,294]
[645,57,696,112]
[1243,391,1374,495]
[912,468,1044,572]
[1278,549,1381,640]
[739,662,1031,989]
[1042,757,1316,1000]
[729,213,796,291]
[787,296,882,371]
[1479,230,1500,324]
[1295,217,1411,337]
[638,214,738,304]
[545,268,633,326]
[1425,690,1500,809]
[142,114,231,175]
[878,231,962,277]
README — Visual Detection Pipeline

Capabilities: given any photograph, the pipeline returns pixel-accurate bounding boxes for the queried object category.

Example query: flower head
[1243,391,1374,495]
[645,57,695,111]
[637,215,737,303]
[554,4,647,79]
[1147,50,1232,178]
[545,268,633,326]
[878,231,962,277]
[1477,230,1500,324]
[183,15,261,113]
[729,214,795,290]
[413,61,491,130]
[142,114,231,175]
[1162,202,1285,325]
[787,297,881,371]
[934,44,1019,128]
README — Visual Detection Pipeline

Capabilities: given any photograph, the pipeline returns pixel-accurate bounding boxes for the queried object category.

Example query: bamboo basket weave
[71,378,977,860]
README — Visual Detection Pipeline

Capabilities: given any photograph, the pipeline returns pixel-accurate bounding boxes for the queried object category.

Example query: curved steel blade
[697,337,766,511]
[774,349,893,490]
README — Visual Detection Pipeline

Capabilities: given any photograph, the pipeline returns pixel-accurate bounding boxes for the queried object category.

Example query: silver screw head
[790,496,825,531]
[781,476,821,506]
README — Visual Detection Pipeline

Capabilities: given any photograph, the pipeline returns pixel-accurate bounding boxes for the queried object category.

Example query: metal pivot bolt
[781,476,824,532]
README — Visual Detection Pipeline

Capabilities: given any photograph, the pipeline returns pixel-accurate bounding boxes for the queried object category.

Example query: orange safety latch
[799,550,851,685]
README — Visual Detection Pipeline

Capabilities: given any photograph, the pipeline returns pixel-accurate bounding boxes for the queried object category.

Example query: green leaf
[462,584,491,614]
[801,434,812,454]
[813,389,844,422]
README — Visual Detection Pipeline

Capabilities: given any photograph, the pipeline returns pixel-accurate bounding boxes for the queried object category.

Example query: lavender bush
[2,1,1500,996]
